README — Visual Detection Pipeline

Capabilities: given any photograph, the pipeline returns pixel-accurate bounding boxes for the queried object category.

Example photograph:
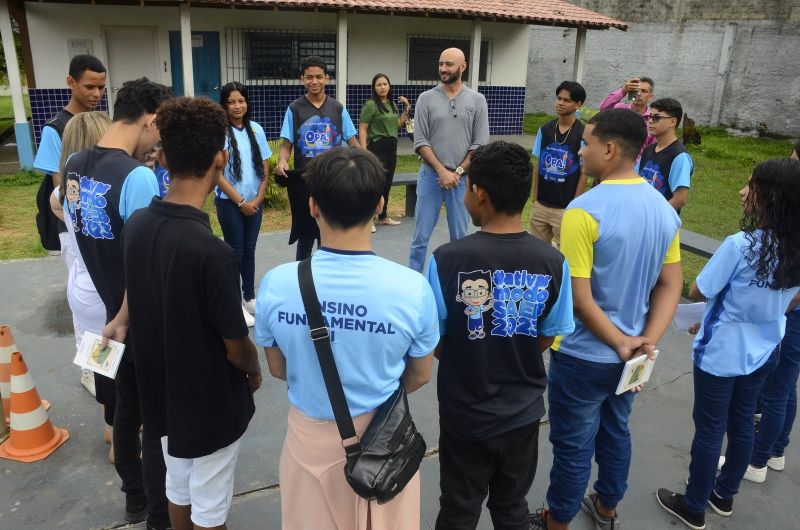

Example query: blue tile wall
[29,89,109,145]
[29,85,524,145]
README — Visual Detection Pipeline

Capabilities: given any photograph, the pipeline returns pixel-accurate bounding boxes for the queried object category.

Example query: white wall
[25,4,528,89]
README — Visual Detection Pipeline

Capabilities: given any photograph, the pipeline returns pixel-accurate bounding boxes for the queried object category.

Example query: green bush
[264,138,291,208]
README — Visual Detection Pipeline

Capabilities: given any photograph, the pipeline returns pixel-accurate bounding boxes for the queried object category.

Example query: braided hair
[220,82,265,183]
[740,158,800,290]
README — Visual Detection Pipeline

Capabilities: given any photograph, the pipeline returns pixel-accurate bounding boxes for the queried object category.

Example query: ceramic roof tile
[232,0,628,30]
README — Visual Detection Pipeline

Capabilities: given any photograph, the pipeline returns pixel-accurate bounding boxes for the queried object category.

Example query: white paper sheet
[672,302,707,332]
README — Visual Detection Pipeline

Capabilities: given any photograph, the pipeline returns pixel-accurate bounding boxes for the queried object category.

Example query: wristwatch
[455,166,465,176]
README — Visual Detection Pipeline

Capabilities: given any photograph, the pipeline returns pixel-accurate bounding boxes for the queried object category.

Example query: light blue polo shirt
[254,248,439,419]
[693,231,800,376]
[216,121,272,201]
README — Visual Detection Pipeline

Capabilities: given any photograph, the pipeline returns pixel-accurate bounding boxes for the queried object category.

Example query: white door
[104,27,159,111]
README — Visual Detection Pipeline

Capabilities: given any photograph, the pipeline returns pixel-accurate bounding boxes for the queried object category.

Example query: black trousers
[114,357,170,527]
[367,137,398,219]
[436,420,540,530]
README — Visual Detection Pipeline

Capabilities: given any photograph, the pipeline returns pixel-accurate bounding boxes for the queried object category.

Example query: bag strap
[297,258,362,456]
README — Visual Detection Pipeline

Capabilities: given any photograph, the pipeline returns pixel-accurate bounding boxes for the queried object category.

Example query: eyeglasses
[644,114,673,123]
[449,99,457,118]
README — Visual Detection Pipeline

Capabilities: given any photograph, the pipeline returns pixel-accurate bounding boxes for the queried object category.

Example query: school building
[0,0,626,167]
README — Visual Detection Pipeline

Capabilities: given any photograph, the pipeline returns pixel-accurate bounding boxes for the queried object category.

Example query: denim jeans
[215,197,262,300]
[408,164,469,272]
[683,350,778,514]
[751,312,800,467]
[546,351,635,523]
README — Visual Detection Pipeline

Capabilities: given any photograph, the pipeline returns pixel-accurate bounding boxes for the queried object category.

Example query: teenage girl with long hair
[49,111,115,461]
[657,158,800,530]
[216,82,272,325]
[359,73,410,231]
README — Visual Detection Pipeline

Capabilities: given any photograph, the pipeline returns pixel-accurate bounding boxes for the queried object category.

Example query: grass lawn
[1,116,795,295]
[0,94,32,134]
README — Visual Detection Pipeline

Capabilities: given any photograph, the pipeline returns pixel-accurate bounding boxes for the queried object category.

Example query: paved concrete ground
[396,135,535,156]
[1,219,799,530]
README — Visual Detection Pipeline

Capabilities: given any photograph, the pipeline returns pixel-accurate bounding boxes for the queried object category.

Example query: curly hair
[112,77,172,123]
[219,82,264,183]
[155,97,228,178]
[468,141,533,215]
[740,158,800,290]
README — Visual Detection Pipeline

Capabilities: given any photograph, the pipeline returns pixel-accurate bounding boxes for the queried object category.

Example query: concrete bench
[392,172,418,216]
[680,228,721,259]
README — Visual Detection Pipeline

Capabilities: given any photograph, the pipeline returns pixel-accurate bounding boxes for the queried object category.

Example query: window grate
[226,28,336,85]
[407,36,491,84]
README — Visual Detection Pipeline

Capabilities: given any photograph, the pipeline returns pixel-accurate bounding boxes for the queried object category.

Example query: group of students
[31,51,800,530]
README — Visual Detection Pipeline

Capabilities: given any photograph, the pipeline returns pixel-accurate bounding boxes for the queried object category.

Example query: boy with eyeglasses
[636,98,693,213]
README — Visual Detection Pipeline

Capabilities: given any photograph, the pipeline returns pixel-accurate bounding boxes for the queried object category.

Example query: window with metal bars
[227,29,337,82]
[407,36,491,83]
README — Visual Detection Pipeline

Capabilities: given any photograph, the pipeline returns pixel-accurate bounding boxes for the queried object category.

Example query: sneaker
[125,493,148,523]
[146,521,173,530]
[743,464,767,483]
[81,370,96,397]
[528,507,549,529]
[708,490,733,517]
[717,455,725,471]
[371,223,377,233]
[244,298,256,315]
[581,491,620,529]
[768,455,785,471]
[656,488,706,530]
[378,217,401,226]
[242,303,255,327]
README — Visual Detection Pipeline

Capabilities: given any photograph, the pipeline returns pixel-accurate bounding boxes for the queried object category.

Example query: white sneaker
[718,456,725,471]
[244,298,256,315]
[81,370,96,397]
[371,223,377,233]
[768,455,785,471]
[743,464,767,483]
[242,304,255,327]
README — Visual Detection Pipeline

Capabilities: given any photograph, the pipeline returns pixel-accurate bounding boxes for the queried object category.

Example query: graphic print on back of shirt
[639,160,666,196]
[298,116,339,158]
[65,176,81,230]
[457,270,493,340]
[540,142,580,183]
[69,172,114,240]
[491,269,553,338]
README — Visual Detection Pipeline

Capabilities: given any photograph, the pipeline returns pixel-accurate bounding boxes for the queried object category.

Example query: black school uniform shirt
[535,119,585,209]
[427,232,575,441]
[123,198,254,458]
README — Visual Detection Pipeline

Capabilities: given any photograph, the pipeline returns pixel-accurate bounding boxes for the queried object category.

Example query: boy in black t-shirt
[530,81,587,247]
[123,98,261,530]
[426,141,575,529]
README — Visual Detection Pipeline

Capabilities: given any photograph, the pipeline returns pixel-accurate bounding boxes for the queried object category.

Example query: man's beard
[441,71,461,84]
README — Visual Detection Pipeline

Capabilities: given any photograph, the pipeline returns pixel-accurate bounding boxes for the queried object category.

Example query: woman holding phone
[359,73,410,231]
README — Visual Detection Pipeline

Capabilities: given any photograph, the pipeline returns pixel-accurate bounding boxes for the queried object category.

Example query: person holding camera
[600,77,656,152]
[359,73,410,231]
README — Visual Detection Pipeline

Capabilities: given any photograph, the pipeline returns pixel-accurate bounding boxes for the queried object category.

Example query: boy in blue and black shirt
[427,141,574,529]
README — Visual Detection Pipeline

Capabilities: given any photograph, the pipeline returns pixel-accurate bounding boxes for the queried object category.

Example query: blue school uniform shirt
[553,177,682,363]
[33,127,62,174]
[216,121,272,201]
[693,230,800,377]
[254,248,439,420]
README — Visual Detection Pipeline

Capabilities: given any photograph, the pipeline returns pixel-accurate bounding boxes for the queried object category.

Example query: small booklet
[73,331,125,379]
[672,302,706,332]
[615,349,659,395]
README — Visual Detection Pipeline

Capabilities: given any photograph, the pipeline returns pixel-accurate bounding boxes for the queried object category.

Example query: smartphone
[627,90,638,101]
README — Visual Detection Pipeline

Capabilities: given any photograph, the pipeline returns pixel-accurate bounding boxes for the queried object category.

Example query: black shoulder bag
[297,258,426,504]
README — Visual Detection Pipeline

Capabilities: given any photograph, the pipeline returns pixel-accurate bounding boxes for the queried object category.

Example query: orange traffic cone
[0,325,14,423]
[0,397,7,444]
[0,352,69,462]
[0,326,49,422]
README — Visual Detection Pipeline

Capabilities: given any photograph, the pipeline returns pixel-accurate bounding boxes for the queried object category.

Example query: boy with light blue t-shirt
[254,148,437,527]
[532,109,683,530]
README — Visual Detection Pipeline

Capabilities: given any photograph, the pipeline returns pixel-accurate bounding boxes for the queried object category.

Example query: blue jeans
[408,164,470,272]
[546,351,635,523]
[215,197,262,300]
[751,312,800,467]
[684,350,778,514]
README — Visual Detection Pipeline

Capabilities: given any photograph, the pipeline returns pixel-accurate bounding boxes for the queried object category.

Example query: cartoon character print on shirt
[298,116,339,159]
[64,174,81,231]
[491,269,552,338]
[540,143,580,183]
[457,270,493,340]
[639,160,667,197]
[155,166,170,197]
[72,174,114,240]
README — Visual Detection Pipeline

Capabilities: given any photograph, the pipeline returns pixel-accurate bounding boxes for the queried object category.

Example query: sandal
[378,218,401,226]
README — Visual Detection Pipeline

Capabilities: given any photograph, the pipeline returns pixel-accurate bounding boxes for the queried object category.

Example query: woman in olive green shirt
[359,73,410,229]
